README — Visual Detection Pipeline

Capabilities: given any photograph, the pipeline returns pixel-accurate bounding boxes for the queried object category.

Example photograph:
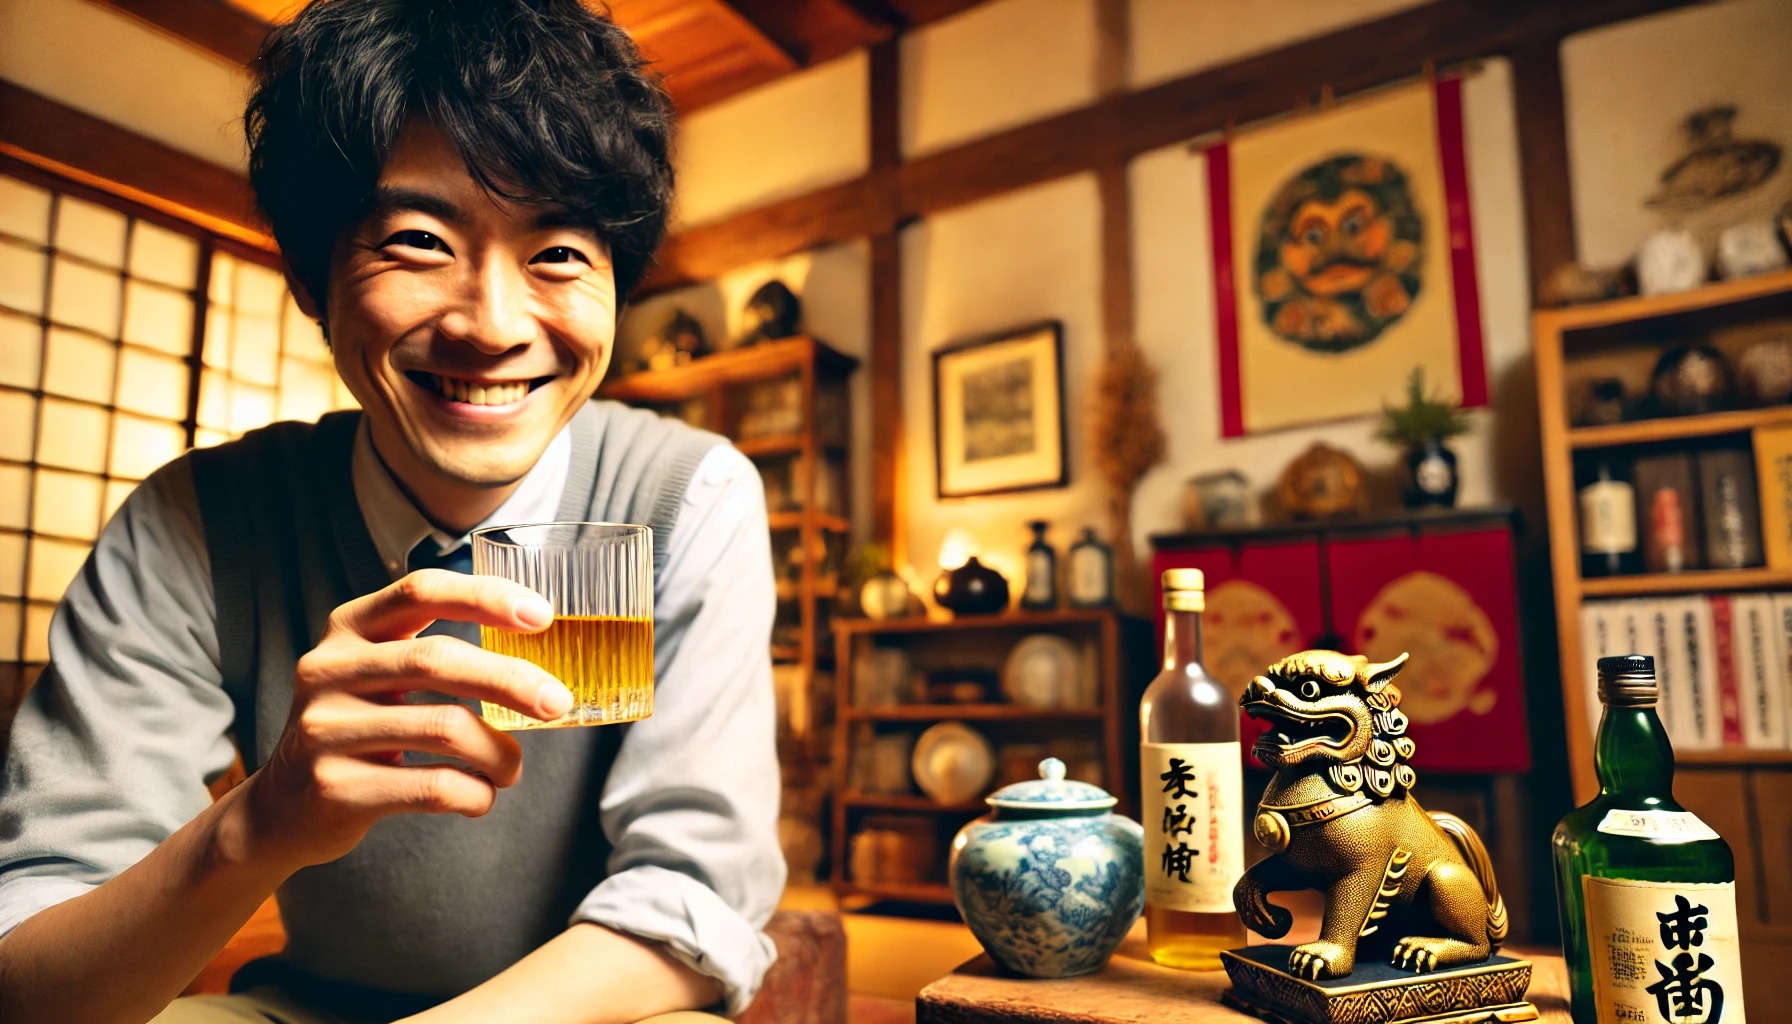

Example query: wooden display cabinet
[1533,268,1792,1004]
[830,609,1148,908]
[600,337,857,771]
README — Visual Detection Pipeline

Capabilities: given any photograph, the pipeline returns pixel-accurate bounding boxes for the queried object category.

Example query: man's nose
[440,257,537,352]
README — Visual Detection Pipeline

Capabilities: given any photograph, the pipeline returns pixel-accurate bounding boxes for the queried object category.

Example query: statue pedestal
[1219,945,1539,1024]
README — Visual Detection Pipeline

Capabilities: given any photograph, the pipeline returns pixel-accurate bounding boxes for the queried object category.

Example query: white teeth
[432,376,528,406]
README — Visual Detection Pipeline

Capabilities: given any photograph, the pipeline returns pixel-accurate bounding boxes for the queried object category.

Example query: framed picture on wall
[933,321,1067,498]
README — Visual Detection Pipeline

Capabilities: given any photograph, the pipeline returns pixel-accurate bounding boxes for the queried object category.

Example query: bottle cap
[1162,568,1205,591]
[1161,568,1204,612]
[1597,654,1658,707]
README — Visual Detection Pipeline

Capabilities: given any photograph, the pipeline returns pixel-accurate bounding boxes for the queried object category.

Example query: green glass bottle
[1552,655,1747,1024]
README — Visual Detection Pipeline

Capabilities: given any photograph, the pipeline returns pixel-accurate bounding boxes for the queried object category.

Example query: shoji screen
[0,167,352,716]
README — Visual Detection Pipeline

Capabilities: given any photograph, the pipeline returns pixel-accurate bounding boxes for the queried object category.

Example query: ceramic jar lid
[986,757,1116,813]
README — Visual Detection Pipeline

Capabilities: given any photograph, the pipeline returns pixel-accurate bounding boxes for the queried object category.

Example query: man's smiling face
[324,120,616,492]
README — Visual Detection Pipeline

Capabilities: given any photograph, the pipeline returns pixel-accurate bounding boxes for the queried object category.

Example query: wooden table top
[916,918,1573,1024]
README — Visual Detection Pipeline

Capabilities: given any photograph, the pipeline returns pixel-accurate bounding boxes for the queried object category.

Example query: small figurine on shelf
[733,279,802,347]
[1376,367,1470,509]
[1066,528,1114,608]
[640,308,709,371]
[1020,520,1058,610]
[1575,378,1628,427]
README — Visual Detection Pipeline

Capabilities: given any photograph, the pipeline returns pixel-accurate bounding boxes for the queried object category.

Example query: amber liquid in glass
[1141,590,1247,970]
[479,615,654,729]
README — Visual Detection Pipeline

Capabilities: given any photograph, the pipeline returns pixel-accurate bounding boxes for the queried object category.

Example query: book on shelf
[1579,601,1616,745]
[1697,447,1764,570]
[1707,595,1747,746]
[1753,424,1792,570]
[1665,597,1723,751]
[1730,593,1788,749]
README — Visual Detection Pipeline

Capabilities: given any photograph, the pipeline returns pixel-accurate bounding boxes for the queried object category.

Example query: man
[0,2,783,1022]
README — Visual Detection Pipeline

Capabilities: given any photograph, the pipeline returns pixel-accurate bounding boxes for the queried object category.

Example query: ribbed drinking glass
[472,522,653,729]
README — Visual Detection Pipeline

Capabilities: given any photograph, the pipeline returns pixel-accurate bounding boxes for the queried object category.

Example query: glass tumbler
[472,522,654,729]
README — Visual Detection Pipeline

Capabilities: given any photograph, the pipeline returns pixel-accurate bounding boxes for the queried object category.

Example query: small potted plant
[1378,367,1471,508]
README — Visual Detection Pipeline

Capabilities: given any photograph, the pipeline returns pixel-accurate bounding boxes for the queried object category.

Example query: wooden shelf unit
[599,336,858,775]
[1535,273,1792,801]
[829,609,1145,909]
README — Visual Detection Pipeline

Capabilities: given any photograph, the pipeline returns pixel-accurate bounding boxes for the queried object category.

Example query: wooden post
[1510,36,1577,303]
[868,38,905,567]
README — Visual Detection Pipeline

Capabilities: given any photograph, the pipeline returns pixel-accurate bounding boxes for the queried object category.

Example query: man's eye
[530,246,591,266]
[384,230,449,253]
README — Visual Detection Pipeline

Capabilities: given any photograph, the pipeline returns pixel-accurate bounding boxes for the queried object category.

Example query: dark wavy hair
[245,0,675,313]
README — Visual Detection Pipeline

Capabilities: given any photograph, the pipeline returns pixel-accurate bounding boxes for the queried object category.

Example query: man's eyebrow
[528,207,592,232]
[370,186,463,224]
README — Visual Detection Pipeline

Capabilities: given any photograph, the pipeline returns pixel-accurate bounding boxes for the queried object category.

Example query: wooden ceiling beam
[637,0,1707,294]
[0,81,271,249]
[89,0,267,66]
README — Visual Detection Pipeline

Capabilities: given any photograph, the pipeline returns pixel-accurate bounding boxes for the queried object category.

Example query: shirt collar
[351,417,573,580]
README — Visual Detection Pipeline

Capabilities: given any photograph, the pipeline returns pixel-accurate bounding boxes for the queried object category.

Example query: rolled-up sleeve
[0,457,237,936]
[570,444,785,1014]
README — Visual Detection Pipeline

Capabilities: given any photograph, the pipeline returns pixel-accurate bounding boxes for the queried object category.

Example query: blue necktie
[403,538,484,748]
[406,539,480,645]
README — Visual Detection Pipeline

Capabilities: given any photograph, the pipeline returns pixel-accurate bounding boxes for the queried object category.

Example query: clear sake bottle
[1552,655,1746,1024]
[1139,568,1246,970]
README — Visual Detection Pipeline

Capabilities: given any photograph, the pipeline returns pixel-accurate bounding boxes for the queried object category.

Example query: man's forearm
[398,922,724,1024]
[0,781,292,1024]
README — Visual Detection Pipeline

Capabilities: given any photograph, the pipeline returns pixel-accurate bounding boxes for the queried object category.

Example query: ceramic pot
[1403,439,1459,508]
[933,557,1010,615]
[948,758,1144,979]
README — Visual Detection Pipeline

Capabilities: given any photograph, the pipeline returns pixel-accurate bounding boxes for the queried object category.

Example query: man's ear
[281,261,327,341]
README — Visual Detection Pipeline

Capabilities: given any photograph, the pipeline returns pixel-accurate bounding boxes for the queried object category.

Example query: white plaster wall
[1562,0,1792,269]
[1125,61,1531,557]
[672,50,869,229]
[899,0,1097,159]
[0,0,250,170]
[1128,0,1429,90]
[899,174,1104,584]
[618,240,874,545]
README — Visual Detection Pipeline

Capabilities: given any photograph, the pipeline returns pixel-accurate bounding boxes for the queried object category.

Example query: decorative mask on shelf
[1278,442,1364,520]
[735,280,802,347]
[1222,650,1533,1024]
[933,557,1010,616]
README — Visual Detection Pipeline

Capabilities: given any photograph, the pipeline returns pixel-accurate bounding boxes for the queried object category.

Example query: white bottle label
[1025,551,1053,603]
[1581,480,1638,554]
[1069,547,1107,603]
[1583,877,1746,1024]
[1141,741,1243,914]
[1596,809,1721,843]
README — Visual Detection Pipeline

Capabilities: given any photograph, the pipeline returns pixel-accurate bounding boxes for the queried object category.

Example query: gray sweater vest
[187,401,720,1009]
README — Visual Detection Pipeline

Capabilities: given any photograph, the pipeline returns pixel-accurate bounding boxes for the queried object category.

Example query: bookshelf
[1535,271,1792,800]
[829,609,1147,907]
[599,337,858,850]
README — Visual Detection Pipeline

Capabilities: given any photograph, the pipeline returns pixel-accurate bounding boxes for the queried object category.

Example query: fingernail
[541,682,574,717]
[514,594,553,629]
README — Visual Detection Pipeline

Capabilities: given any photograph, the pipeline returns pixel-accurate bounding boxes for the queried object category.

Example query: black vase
[1404,439,1459,508]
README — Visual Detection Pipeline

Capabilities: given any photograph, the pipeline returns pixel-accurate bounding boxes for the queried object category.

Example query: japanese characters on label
[1141,742,1242,914]
[1583,877,1745,1024]
[1596,810,1721,843]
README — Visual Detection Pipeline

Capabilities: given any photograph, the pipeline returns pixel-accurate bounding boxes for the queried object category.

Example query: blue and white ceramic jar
[948,758,1145,978]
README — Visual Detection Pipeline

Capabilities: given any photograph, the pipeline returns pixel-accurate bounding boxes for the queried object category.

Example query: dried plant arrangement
[1089,341,1168,613]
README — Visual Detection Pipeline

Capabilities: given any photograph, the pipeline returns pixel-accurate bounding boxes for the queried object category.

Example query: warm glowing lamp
[937,527,978,571]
